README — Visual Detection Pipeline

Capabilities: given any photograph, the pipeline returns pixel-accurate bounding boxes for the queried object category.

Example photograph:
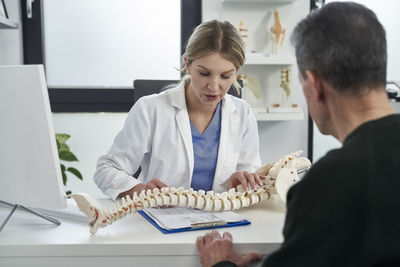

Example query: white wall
[52,113,128,197]
[0,0,23,65]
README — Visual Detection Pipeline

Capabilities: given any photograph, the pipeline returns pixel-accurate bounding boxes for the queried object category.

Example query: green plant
[56,133,83,195]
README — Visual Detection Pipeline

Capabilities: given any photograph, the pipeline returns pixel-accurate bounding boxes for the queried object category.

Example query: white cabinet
[216,0,304,121]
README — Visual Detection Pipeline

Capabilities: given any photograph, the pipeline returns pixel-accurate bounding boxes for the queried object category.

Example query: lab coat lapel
[213,96,238,190]
[170,83,194,181]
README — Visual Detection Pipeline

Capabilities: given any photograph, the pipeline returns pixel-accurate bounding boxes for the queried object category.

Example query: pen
[190,221,227,228]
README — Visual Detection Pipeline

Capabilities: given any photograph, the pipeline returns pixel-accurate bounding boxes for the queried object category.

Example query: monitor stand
[0,200,60,232]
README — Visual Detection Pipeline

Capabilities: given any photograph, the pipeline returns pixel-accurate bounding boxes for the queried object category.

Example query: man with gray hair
[196,2,400,266]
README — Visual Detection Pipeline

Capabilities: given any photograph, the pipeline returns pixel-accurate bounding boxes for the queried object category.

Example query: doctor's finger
[150,178,168,189]
[237,172,249,191]
[228,172,241,189]
[145,183,157,191]
[253,173,264,186]
[244,172,258,190]
[228,177,238,189]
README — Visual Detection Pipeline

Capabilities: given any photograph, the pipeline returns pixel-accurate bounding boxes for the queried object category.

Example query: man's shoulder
[306,148,345,176]
[295,148,357,191]
[345,114,400,144]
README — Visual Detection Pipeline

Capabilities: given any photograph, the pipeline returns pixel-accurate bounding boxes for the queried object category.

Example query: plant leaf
[62,171,67,186]
[58,143,70,153]
[67,167,83,180]
[56,133,70,145]
[60,164,67,185]
[56,139,61,150]
[59,151,78,161]
[56,133,83,188]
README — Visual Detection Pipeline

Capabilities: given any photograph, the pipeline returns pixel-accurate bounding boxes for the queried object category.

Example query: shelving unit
[254,111,304,121]
[252,107,303,121]
[218,0,304,121]
[0,17,19,29]
[223,0,298,3]
[245,53,296,65]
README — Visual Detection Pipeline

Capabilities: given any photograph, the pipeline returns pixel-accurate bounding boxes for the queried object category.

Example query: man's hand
[118,178,168,199]
[197,230,262,267]
[228,171,266,192]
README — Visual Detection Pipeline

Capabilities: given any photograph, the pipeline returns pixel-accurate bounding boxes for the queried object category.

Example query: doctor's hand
[227,171,265,192]
[118,178,168,199]
[197,230,262,267]
[142,178,168,191]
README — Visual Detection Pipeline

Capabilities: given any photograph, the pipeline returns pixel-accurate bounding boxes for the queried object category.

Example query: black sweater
[215,114,400,267]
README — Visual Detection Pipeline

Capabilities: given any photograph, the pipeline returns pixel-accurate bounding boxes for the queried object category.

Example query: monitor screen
[0,65,67,209]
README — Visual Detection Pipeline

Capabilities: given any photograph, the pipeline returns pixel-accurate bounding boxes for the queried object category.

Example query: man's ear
[305,70,324,103]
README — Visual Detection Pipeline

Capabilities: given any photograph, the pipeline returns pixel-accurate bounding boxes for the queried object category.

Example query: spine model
[71,151,311,234]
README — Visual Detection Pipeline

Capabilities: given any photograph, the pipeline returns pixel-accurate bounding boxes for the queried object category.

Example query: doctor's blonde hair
[181,20,245,90]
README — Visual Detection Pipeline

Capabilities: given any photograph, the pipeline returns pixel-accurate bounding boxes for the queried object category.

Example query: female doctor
[94,20,263,200]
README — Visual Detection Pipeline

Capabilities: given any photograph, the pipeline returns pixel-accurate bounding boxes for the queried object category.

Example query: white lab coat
[94,82,261,199]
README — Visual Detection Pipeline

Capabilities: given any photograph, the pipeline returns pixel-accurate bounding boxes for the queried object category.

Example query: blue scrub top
[190,101,222,191]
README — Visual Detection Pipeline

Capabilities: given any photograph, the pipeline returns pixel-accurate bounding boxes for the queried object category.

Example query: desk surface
[0,197,286,266]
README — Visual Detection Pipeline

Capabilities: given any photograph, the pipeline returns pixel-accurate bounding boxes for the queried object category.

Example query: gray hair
[291,2,387,95]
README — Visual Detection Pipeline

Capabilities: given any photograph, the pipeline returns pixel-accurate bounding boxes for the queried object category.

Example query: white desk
[0,198,286,267]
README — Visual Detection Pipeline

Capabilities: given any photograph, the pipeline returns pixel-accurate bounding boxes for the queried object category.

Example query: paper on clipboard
[142,207,247,230]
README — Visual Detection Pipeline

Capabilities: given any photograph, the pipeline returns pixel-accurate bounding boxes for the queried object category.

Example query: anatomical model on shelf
[270,10,286,54]
[71,151,311,234]
[237,74,262,100]
[237,20,249,46]
[280,67,291,100]
[269,67,300,112]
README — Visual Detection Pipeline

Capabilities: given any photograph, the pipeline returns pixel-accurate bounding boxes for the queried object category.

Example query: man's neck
[328,88,395,143]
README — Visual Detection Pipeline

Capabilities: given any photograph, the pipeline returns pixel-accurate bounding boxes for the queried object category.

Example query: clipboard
[138,210,250,234]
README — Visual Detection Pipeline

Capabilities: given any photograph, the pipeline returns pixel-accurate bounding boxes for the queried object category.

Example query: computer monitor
[0,65,67,209]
